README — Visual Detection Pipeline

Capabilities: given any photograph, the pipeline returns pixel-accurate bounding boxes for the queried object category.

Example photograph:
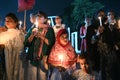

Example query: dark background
[0,0,120,30]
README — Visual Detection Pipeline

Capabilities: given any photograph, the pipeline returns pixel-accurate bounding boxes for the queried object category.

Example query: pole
[23,10,27,31]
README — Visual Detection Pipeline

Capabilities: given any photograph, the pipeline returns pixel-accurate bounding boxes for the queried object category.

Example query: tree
[61,0,104,31]
[71,0,104,30]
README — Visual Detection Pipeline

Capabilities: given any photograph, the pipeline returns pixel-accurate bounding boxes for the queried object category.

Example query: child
[72,53,100,80]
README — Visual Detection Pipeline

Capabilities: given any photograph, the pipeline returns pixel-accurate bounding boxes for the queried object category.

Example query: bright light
[58,54,64,65]
[19,21,22,25]
[19,20,22,29]
[98,16,102,26]
[58,54,64,61]
[35,21,38,28]
[47,19,51,25]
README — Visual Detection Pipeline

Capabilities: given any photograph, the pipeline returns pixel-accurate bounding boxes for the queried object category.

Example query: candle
[35,20,38,28]
[19,21,22,29]
[58,54,64,65]
[98,16,102,26]
[47,19,51,25]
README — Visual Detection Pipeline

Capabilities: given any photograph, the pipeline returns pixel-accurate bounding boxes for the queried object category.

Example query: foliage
[62,0,104,31]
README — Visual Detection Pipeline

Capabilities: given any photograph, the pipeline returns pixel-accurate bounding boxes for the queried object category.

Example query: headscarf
[56,29,69,47]
[48,29,77,69]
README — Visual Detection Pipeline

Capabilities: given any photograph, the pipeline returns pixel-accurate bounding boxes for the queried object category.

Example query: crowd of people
[0,9,120,80]
[80,10,120,80]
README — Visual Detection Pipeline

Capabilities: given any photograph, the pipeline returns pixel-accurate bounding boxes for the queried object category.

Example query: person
[48,29,77,80]
[53,16,65,37]
[80,17,91,53]
[29,12,36,28]
[111,17,120,80]
[0,13,25,80]
[24,11,55,80]
[107,10,116,25]
[22,12,37,80]
[115,17,120,53]
[86,9,107,73]
[72,53,100,80]
[93,10,119,80]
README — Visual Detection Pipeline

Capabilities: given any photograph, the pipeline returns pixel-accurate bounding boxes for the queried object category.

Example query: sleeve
[42,27,55,56]
[24,28,33,47]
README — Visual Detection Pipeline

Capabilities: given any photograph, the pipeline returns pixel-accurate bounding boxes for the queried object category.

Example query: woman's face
[55,16,62,24]
[59,33,69,46]
[5,17,17,29]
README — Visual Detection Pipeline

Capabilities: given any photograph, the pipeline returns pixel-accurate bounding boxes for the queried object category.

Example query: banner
[18,0,35,12]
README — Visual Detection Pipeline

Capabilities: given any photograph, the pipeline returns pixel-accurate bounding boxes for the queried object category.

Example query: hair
[78,53,90,64]
[55,15,62,19]
[5,13,18,23]
[107,10,116,19]
[30,12,36,18]
[36,11,47,19]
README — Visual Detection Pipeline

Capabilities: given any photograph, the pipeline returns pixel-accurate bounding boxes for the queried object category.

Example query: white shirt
[53,24,65,37]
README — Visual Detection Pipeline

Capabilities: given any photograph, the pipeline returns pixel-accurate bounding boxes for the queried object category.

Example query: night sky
[0,0,73,19]
[0,0,73,28]
[0,0,120,29]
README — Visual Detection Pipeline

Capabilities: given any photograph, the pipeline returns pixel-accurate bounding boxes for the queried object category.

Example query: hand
[28,34,35,42]
[37,33,43,39]
[96,26,104,36]
[98,26,104,33]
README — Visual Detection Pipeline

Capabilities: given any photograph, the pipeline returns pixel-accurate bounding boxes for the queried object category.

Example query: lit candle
[47,19,51,25]
[98,16,102,26]
[58,54,64,65]
[35,20,38,28]
[19,21,22,29]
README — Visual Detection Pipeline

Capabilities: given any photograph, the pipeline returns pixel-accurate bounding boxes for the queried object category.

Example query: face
[37,16,46,24]
[55,16,62,24]
[78,58,89,73]
[107,12,115,20]
[30,16,36,24]
[59,33,69,46]
[5,17,17,29]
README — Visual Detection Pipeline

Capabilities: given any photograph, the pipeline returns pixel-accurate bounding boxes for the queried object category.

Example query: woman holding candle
[48,29,77,80]
[24,11,55,80]
[0,13,25,80]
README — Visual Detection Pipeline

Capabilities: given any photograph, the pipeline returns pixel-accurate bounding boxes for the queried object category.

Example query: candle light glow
[58,54,64,65]
[19,21,22,29]
[98,16,102,26]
